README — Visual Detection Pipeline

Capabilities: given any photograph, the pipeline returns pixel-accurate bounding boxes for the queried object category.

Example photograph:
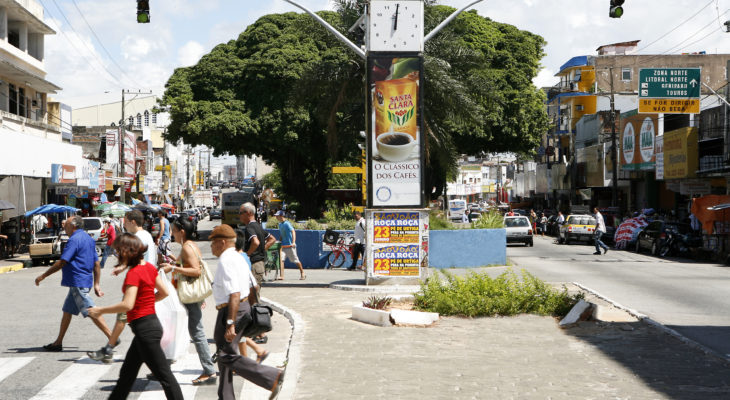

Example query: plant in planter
[362,295,393,310]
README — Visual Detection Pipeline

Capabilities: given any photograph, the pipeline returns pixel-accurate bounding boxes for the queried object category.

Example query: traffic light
[609,0,624,18]
[137,0,150,23]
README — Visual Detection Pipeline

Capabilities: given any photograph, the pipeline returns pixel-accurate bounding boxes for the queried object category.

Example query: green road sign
[639,68,701,99]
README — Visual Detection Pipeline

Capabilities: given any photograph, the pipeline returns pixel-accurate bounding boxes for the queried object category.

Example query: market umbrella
[0,200,15,210]
[133,203,155,212]
[98,202,132,217]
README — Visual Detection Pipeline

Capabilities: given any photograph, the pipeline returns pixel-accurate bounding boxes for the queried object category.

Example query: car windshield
[567,216,596,225]
[83,219,102,230]
[505,218,529,227]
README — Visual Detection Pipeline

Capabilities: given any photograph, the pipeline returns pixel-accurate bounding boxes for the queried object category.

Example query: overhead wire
[635,0,715,53]
[38,0,124,89]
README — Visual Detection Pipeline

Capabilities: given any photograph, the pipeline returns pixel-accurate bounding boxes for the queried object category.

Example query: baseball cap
[274,210,285,217]
[209,224,237,240]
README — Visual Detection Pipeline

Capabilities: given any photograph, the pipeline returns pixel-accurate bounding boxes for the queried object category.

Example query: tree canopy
[161,3,548,217]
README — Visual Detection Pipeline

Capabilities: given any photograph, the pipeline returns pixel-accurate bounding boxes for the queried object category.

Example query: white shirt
[213,247,254,306]
[594,212,606,233]
[354,218,366,244]
[135,229,157,267]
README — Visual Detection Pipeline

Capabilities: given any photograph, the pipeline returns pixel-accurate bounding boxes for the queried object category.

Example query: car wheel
[651,241,659,256]
[529,239,534,247]
[635,240,641,253]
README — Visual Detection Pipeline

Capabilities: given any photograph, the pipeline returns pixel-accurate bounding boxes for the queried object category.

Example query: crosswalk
[0,350,284,399]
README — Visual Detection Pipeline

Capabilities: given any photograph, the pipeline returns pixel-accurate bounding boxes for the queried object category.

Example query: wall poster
[367,54,425,208]
[366,210,429,278]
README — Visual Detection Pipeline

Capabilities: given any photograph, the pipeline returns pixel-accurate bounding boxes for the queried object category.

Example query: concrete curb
[572,281,730,365]
[0,263,23,274]
[261,296,305,400]
[329,283,420,293]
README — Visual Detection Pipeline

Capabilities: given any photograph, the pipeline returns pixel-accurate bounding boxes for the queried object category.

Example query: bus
[448,199,468,222]
[221,190,255,226]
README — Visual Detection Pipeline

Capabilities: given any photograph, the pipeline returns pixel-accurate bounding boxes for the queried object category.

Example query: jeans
[184,302,216,376]
[350,243,365,268]
[214,304,280,400]
[100,244,114,269]
[110,314,183,400]
[595,231,608,252]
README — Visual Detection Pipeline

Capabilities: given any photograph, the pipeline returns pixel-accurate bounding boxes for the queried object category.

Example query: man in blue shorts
[35,215,112,351]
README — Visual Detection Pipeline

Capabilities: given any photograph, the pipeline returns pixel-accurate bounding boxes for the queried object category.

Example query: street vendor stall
[24,204,79,266]
[690,195,730,262]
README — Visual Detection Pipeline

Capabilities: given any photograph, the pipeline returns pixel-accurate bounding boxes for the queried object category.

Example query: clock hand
[394,3,399,31]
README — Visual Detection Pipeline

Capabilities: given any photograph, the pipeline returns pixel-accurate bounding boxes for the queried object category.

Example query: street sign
[638,68,701,114]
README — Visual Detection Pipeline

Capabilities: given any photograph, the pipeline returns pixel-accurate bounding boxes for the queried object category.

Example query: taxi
[558,214,597,244]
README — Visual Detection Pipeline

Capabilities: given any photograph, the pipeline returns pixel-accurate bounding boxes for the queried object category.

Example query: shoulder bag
[176,243,214,304]
[235,269,273,337]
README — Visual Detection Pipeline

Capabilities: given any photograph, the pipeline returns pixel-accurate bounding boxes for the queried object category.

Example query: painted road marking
[29,357,112,400]
[0,357,34,384]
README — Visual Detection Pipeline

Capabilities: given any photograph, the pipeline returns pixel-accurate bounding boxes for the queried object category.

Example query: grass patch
[429,212,455,230]
[413,269,582,318]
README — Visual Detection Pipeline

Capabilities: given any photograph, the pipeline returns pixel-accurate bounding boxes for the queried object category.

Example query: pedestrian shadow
[562,321,730,398]
[98,379,148,392]
[5,346,78,354]
[262,282,330,289]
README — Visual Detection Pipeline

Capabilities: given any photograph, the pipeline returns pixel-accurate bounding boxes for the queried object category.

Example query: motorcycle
[658,230,701,258]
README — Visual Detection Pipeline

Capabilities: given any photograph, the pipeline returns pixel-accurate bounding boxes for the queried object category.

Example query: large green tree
[161,2,547,217]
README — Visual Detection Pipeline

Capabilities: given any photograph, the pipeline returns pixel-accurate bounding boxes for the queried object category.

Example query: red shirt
[105,225,116,246]
[123,262,158,322]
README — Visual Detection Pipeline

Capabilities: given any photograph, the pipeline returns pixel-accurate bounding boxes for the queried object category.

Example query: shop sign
[367,210,428,278]
[56,186,88,197]
[639,118,655,162]
[98,171,106,192]
[680,180,710,195]
[663,127,698,179]
[51,164,76,184]
[367,55,424,207]
[89,161,100,190]
[622,124,634,165]
[621,111,658,171]
[655,136,664,180]
[105,170,114,191]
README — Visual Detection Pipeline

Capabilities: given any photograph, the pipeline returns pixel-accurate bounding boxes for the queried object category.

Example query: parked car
[559,214,597,244]
[635,221,700,256]
[504,216,533,246]
[209,208,222,220]
[545,215,561,236]
[82,217,105,257]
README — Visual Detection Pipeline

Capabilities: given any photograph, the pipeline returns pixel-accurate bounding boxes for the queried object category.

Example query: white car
[504,216,533,246]
[82,217,105,257]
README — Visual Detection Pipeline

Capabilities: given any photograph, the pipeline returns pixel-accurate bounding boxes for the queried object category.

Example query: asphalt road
[505,234,730,358]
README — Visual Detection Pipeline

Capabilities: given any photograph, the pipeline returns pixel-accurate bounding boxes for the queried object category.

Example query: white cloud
[533,68,558,89]
[177,41,206,67]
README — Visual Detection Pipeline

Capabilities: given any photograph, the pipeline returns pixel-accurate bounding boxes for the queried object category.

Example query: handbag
[176,243,213,304]
[235,271,273,337]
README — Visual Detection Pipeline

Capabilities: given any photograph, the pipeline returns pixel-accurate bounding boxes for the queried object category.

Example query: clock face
[368,1,424,52]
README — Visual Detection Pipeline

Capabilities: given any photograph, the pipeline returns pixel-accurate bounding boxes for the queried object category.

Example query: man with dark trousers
[209,224,284,400]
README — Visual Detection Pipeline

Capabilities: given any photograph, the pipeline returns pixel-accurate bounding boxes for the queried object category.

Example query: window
[18,88,25,117]
[136,113,141,127]
[8,84,17,115]
[621,68,632,81]
[110,122,116,127]
[128,116,134,126]
[151,112,157,125]
[573,69,582,82]
[144,110,149,126]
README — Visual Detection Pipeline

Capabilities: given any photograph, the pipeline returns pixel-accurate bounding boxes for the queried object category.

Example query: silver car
[504,216,533,247]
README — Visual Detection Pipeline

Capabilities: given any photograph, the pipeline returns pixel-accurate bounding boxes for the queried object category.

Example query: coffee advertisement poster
[367,55,424,208]
[367,210,429,278]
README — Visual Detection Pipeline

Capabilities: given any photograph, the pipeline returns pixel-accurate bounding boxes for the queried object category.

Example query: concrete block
[592,304,639,323]
[352,305,392,327]
[390,309,439,326]
[559,299,594,328]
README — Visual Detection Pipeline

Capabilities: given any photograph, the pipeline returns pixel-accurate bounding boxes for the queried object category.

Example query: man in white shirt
[593,207,609,255]
[209,224,284,400]
[348,210,366,271]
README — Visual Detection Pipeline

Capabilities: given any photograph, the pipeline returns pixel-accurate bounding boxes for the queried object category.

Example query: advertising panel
[663,127,698,179]
[51,164,76,184]
[367,55,424,208]
[620,111,658,171]
[89,161,100,190]
[655,135,664,180]
[367,210,428,278]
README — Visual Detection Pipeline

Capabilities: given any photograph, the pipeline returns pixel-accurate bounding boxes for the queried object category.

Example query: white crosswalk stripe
[29,357,113,400]
[0,357,34,385]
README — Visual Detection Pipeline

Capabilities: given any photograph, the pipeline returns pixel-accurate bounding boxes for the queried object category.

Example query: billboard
[367,210,429,278]
[620,111,659,171]
[663,127,698,179]
[367,55,425,208]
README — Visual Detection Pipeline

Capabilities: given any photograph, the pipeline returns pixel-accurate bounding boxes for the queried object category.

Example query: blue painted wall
[429,229,506,268]
[264,228,506,269]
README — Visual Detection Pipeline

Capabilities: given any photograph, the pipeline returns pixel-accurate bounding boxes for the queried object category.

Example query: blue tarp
[25,204,80,216]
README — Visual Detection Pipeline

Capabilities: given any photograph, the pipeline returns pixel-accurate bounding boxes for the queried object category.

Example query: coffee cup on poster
[376,130,417,162]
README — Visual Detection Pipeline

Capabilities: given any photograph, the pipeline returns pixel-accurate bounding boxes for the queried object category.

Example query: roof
[556,56,590,76]
[596,40,641,52]
[547,91,593,103]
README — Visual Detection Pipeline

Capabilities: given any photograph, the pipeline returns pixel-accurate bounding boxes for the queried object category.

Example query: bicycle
[264,242,281,281]
[323,231,354,269]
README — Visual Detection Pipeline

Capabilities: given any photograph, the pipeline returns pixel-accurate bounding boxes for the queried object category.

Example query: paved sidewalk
[264,269,730,400]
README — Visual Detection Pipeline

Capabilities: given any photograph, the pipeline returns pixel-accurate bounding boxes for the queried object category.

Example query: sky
[42,0,730,109]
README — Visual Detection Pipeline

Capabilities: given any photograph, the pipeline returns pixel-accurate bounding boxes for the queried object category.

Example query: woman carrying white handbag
[160,218,217,385]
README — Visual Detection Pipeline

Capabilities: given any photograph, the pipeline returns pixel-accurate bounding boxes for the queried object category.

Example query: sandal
[256,351,269,364]
[43,342,62,352]
[192,373,218,386]
[299,274,306,280]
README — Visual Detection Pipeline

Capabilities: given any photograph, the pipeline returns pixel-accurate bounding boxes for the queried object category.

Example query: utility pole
[119,89,152,203]
[610,68,618,209]
[207,149,211,188]
[185,145,191,207]
[198,149,202,190]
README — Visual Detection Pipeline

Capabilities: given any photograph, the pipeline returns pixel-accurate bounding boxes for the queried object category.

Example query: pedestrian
[234,229,269,363]
[159,218,218,385]
[348,210,366,271]
[529,209,537,232]
[556,211,565,225]
[88,233,184,400]
[100,218,116,269]
[507,208,515,217]
[275,210,306,279]
[539,213,547,237]
[156,210,172,262]
[34,215,113,352]
[593,207,609,255]
[88,210,157,363]
[208,224,284,400]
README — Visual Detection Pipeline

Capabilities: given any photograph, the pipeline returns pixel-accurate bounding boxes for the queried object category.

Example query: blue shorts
[62,287,94,318]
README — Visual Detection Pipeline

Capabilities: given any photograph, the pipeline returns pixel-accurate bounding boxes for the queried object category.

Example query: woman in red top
[88,233,183,400]
[99,219,116,269]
